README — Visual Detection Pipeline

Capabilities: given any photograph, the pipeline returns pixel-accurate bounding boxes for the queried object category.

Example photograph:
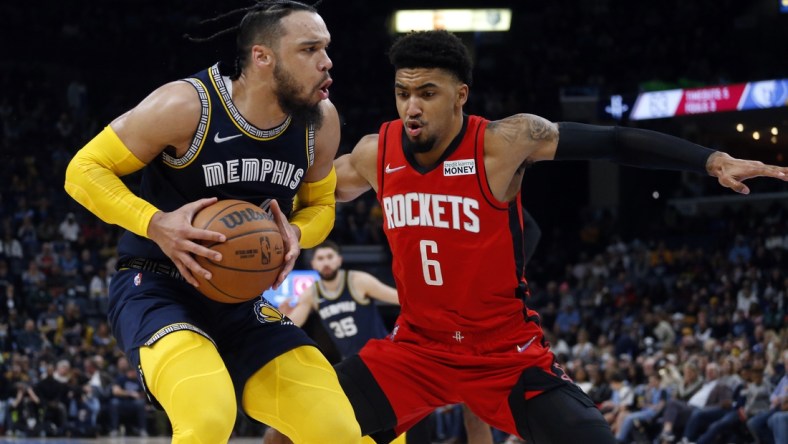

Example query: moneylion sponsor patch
[443,159,476,176]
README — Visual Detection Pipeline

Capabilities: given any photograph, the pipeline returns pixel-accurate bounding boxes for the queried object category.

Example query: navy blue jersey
[118,63,316,261]
[314,270,389,359]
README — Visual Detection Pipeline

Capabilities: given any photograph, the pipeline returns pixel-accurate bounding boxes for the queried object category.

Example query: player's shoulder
[318,98,338,116]
[346,270,375,301]
[312,99,340,153]
[137,81,202,116]
[315,99,339,131]
[354,134,379,155]
[485,113,558,142]
[348,134,379,169]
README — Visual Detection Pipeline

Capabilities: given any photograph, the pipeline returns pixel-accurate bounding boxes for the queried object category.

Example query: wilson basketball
[192,199,284,303]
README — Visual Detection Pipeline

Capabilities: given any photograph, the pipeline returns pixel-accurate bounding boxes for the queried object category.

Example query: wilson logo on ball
[219,208,274,229]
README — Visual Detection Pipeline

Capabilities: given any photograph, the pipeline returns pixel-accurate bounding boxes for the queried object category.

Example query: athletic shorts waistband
[117,257,184,281]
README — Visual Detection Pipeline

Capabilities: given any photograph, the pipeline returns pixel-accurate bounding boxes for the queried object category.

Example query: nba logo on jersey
[443,159,475,176]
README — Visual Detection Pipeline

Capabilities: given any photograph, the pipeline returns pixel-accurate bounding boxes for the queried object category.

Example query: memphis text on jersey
[381,192,480,233]
[202,158,304,190]
[318,300,357,320]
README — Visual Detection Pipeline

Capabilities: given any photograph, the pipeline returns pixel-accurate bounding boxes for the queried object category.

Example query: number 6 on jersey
[419,240,443,286]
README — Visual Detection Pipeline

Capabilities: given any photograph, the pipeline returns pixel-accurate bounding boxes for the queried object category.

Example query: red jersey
[377,115,529,333]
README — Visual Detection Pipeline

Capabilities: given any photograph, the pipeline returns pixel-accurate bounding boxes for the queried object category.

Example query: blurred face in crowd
[311,246,342,281]
[683,364,698,382]
[705,363,719,380]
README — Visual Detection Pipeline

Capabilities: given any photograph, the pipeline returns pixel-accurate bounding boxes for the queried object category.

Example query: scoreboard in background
[630,78,788,120]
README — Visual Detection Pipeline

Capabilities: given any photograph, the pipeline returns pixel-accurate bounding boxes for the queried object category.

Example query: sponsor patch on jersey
[133,273,142,287]
[443,159,476,176]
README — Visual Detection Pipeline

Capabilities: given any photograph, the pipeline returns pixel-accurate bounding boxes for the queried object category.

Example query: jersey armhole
[473,118,508,211]
[376,121,392,201]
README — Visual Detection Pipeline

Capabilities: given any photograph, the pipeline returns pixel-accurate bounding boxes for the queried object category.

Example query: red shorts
[358,317,569,436]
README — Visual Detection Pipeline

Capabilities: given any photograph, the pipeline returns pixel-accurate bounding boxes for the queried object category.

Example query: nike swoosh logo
[385,163,406,174]
[516,336,537,353]
[214,133,243,143]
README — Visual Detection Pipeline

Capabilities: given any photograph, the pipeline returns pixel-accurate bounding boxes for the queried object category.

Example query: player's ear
[457,84,469,107]
[251,44,274,68]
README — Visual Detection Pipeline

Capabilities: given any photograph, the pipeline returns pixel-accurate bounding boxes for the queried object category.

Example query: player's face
[311,247,342,281]
[273,11,333,116]
[394,68,467,153]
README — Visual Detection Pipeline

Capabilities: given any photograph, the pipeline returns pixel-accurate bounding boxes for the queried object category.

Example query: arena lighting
[772,127,779,136]
[753,131,761,140]
[393,9,512,32]
[736,123,744,132]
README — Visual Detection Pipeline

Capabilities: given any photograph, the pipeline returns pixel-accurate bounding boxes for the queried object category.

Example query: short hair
[388,30,473,85]
[314,240,340,254]
[236,1,317,71]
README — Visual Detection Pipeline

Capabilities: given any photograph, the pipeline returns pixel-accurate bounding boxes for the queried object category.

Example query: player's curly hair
[388,30,473,85]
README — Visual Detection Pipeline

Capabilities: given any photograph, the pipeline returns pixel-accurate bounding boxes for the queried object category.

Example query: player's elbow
[64,151,97,203]
[335,187,362,203]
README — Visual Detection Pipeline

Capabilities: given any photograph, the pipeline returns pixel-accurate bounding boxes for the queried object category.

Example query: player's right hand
[147,197,226,287]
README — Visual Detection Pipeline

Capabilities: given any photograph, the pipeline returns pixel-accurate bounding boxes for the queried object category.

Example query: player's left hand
[268,199,299,290]
[707,152,788,194]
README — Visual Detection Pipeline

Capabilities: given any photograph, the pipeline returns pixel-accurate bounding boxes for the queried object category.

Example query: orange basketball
[192,199,284,303]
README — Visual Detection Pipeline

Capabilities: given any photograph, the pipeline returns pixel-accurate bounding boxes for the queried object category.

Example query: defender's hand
[147,197,226,287]
[707,152,788,194]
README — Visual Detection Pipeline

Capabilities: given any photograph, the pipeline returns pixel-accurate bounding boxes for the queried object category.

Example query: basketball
[192,199,284,303]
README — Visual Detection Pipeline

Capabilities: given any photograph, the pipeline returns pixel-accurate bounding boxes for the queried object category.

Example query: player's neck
[320,269,344,291]
[231,74,289,129]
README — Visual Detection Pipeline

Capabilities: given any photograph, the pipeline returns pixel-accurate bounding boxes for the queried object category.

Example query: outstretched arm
[521,120,788,194]
[486,115,787,202]
[351,271,399,305]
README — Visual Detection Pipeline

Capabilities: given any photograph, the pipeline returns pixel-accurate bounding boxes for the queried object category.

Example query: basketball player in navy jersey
[64,2,361,443]
[280,240,399,357]
[332,30,788,443]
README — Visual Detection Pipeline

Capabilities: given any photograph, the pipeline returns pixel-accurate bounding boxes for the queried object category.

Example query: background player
[63,2,360,443]
[332,30,788,443]
[280,240,398,354]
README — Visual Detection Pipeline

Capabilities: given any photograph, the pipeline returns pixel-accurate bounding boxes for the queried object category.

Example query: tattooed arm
[486,114,788,197]
[483,114,559,201]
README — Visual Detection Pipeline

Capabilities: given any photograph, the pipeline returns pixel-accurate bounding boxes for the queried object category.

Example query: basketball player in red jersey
[332,30,788,443]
